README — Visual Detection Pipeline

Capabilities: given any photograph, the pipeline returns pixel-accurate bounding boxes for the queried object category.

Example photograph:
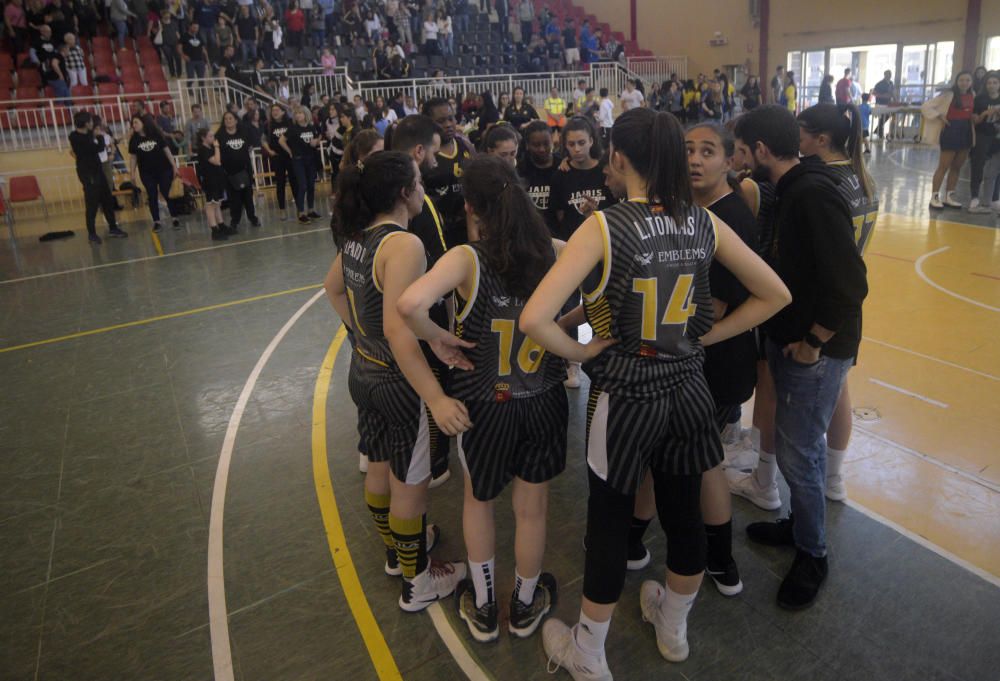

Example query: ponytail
[842,103,876,201]
[798,103,876,201]
[461,155,554,298]
[330,150,416,247]
[611,108,692,226]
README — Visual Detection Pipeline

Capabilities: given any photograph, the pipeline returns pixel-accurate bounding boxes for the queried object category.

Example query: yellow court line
[151,231,165,256]
[311,326,404,681]
[0,284,322,354]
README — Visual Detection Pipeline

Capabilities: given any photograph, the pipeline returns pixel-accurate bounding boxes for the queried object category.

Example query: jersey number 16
[491,319,546,376]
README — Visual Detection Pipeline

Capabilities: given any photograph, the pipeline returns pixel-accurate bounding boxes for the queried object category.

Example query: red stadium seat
[15,85,39,100]
[71,84,94,98]
[146,79,169,94]
[117,49,138,66]
[97,82,120,96]
[145,65,167,82]
[177,165,202,192]
[17,69,41,88]
[136,36,154,50]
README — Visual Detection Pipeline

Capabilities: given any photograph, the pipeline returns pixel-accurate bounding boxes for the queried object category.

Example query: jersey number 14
[632,274,698,340]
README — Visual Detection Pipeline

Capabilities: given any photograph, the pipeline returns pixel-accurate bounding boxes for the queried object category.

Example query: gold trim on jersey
[371,230,407,294]
[455,244,480,323]
[583,210,613,303]
[437,141,459,160]
[356,347,390,367]
[705,208,720,259]
[586,294,613,339]
[827,159,851,166]
[743,178,761,218]
[423,196,447,252]
[364,220,405,232]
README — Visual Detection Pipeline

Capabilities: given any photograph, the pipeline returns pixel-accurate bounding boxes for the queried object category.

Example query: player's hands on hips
[429,396,472,436]
[429,333,475,371]
[580,335,617,362]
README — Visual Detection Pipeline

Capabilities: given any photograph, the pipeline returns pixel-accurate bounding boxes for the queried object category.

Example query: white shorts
[565,48,580,63]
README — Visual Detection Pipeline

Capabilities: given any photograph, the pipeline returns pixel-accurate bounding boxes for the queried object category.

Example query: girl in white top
[437,10,453,56]
[423,10,440,54]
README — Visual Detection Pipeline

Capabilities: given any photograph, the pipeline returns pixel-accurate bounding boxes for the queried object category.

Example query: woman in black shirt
[127,114,179,232]
[503,86,539,130]
[262,103,297,217]
[195,128,229,240]
[279,107,322,224]
[740,76,761,111]
[215,110,260,231]
[517,120,561,237]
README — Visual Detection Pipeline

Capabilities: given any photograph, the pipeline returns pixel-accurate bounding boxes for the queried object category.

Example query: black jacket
[765,161,868,359]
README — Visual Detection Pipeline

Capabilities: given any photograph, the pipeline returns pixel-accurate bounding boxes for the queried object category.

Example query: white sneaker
[969,198,993,214]
[429,469,451,489]
[398,559,466,612]
[639,581,689,662]
[929,193,944,209]
[542,619,613,681]
[385,524,439,576]
[722,438,759,472]
[944,191,963,208]
[719,422,743,446]
[359,453,368,474]
[727,470,782,511]
[564,362,581,389]
[825,474,847,502]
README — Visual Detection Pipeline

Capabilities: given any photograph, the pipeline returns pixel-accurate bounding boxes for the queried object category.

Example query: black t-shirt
[703,191,759,405]
[196,144,226,184]
[503,103,538,129]
[973,93,1000,137]
[182,33,206,61]
[69,129,105,180]
[518,156,561,235]
[562,28,576,48]
[267,117,292,156]
[236,14,258,40]
[285,122,316,157]
[128,133,171,175]
[33,35,56,63]
[422,137,475,247]
[46,53,66,82]
[215,127,253,174]
[547,161,613,240]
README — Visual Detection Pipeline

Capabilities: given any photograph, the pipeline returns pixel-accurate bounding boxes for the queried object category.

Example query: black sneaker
[88,233,102,244]
[627,541,651,571]
[211,228,228,241]
[746,515,795,547]
[777,550,828,610]
[108,228,128,238]
[249,216,261,227]
[706,558,743,596]
[508,572,557,638]
[152,222,162,232]
[297,214,311,225]
[172,218,181,229]
[456,579,499,643]
[307,210,321,219]
[225,223,239,235]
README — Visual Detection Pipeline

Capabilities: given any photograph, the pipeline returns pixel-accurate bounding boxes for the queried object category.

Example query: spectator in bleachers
[284,0,306,52]
[74,0,99,39]
[63,33,87,87]
[192,0,221,53]
[620,78,644,111]
[503,86,538,129]
[386,54,411,79]
[108,0,134,49]
[156,11,182,77]
[453,0,469,35]
[437,9,453,57]
[128,114,181,231]
[562,18,579,69]
[235,5,259,63]
[518,0,534,44]
[340,5,362,45]
[604,34,621,62]
[391,0,413,48]
[184,103,210,148]
[30,23,55,67]
[498,91,510,112]
[180,21,209,83]
[309,8,325,47]
[404,93,420,116]
[486,0,500,35]
[581,23,599,64]
[156,100,176,134]
[217,43,240,79]
[422,8,440,56]
[364,9,383,41]
[321,46,337,74]
[5,0,29,57]
[47,42,71,102]
[130,0,148,40]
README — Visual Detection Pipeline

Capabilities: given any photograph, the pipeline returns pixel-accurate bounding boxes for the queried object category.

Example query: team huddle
[323,97,873,680]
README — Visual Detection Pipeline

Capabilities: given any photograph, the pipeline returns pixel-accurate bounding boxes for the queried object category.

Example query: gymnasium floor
[1,143,998,681]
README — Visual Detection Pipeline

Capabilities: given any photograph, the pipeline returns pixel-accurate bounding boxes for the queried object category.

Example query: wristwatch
[803,332,825,349]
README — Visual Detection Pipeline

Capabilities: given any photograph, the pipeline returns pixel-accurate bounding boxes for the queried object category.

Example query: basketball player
[324,151,469,612]
[399,156,573,643]
[521,108,790,676]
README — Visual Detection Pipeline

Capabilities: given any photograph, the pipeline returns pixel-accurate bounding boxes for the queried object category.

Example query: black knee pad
[582,470,633,604]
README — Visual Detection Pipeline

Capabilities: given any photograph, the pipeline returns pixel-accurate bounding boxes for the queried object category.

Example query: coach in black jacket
[733,105,868,610]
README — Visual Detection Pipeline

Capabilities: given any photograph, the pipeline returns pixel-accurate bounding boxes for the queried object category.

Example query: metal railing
[626,56,689,84]
[255,66,351,98]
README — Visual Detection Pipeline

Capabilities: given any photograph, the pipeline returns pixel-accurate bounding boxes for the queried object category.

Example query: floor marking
[0,283,322,353]
[853,423,1000,495]
[868,378,949,409]
[861,337,999,382]
[312,327,404,681]
[0,227,328,285]
[883,210,999,233]
[844,498,1000,588]
[972,271,1000,281]
[151,231,165,256]
[914,246,1000,313]
[868,251,915,263]
[426,603,494,681]
[207,288,325,681]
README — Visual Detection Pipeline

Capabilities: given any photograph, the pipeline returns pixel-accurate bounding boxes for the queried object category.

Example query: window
[986,36,1000,71]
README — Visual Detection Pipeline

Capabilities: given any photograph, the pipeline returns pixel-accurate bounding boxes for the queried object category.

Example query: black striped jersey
[452,243,565,402]
[341,222,409,375]
[582,200,717,400]
[825,160,879,254]
[742,176,777,262]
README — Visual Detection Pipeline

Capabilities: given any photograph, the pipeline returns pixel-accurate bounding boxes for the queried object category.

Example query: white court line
[868,378,949,409]
[861,336,1000,382]
[207,289,325,681]
[844,498,1000,589]
[0,228,328,285]
[914,246,1000,313]
[852,423,1000,495]
[426,603,492,681]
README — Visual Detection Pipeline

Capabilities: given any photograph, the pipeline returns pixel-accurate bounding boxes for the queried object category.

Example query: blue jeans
[766,340,852,558]
[186,59,206,82]
[239,39,257,63]
[50,78,70,103]
[291,154,316,213]
[113,19,129,49]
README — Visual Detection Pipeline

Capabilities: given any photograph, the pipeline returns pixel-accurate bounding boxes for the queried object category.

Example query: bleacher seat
[7,175,47,220]
[97,82,120,96]
[15,85,39,100]
[17,69,41,88]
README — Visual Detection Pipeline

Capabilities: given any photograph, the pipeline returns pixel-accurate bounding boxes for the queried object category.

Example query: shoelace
[428,560,455,578]
[545,636,572,675]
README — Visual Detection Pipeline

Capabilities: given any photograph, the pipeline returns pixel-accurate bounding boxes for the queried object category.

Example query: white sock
[661,583,697,632]
[514,569,539,606]
[750,426,761,452]
[575,611,610,654]
[827,447,847,479]
[754,450,778,488]
[469,558,495,608]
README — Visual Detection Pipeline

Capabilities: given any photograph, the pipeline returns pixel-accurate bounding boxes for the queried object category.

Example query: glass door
[987,36,1000,70]
[801,50,826,109]
[900,44,927,103]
